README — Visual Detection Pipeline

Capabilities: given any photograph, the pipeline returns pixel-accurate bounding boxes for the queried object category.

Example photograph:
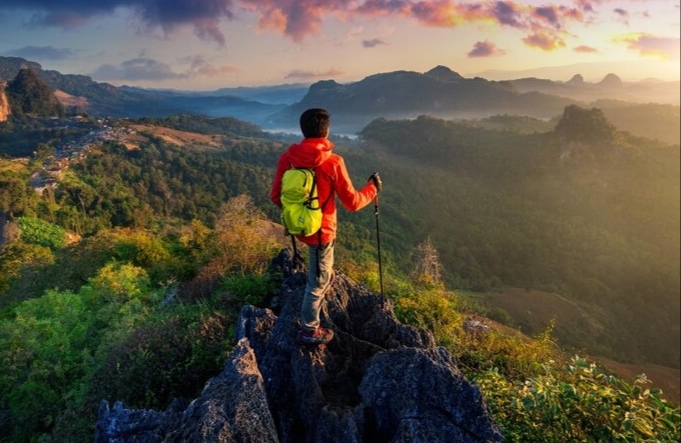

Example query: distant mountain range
[1,56,679,138]
[267,66,582,132]
[470,60,679,85]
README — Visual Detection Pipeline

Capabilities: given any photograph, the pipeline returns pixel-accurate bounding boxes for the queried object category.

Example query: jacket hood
[286,138,334,169]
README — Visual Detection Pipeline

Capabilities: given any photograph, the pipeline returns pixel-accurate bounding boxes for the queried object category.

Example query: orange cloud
[240,0,596,44]
[5,0,610,51]
[616,33,680,60]
[522,31,566,51]
[240,0,339,42]
[410,0,474,27]
[573,45,598,53]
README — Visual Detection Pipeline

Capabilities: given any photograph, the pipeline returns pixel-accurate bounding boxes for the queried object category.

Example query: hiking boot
[297,326,334,345]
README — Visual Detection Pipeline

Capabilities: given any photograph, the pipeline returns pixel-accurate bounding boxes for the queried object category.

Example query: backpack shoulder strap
[311,162,334,210]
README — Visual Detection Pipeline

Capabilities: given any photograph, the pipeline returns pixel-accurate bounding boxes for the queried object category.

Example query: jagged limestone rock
[95,340,277,443]
[95,249,503,442]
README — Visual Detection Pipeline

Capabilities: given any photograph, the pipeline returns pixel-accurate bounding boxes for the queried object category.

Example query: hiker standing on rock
[270,108,382,345]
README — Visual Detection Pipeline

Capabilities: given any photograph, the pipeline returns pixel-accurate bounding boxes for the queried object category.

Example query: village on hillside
[30,117,136,193]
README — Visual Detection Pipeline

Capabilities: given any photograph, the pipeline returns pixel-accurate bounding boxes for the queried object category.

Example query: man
[270,108,382,345]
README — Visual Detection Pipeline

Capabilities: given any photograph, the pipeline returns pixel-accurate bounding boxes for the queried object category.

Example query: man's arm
[334,156,378,212]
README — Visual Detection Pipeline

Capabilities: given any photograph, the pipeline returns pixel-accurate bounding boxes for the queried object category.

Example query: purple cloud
[467,41,504,57]
[284,68,343,80]
[0,0,236,45]
[91,58,185,82]
[619,33,680,60]
[362,38,386,48]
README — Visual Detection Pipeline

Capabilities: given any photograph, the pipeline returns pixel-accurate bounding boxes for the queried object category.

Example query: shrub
[0,289,91,440]
[456,322,557,381]
[0,261,155,441]
[392,282,462,348]
[218,273,276,308]
[17,216,66,249]
[475,356,681,442]
[0,241,54,297]
[211,195,280,276]
[90,310,233,409]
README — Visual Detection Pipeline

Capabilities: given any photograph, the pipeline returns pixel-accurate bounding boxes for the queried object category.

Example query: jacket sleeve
[270,153,288,208]
[333,156,378,212]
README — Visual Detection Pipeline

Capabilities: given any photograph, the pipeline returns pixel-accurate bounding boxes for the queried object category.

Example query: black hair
[299,108,330,138]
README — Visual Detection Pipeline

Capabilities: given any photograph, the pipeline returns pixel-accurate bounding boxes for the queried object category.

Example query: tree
[410,236,443,288]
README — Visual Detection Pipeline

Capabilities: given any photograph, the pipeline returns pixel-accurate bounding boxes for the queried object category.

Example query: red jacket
[270,137,378,246]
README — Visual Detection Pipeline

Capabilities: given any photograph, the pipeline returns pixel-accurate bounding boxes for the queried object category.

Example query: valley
[0,56,679,442]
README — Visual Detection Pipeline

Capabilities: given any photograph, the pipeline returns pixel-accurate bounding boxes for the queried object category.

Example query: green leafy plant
[475,357,681,443]
[219,273,275,307]
[17,216,66,249]
[0,261,154,442]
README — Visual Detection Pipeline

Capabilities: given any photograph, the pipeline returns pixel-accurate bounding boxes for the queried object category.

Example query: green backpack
[280,167,322,237]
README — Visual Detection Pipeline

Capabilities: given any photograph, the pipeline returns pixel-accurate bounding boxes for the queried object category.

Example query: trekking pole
[373,195,384,306]
[290,234,302,265]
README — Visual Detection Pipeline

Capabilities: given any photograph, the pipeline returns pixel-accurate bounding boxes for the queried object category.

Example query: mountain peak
[425,65,464,81]
[95,249,503,443]
[598,73,623,88]
[554,104,618,146]
[566,74,585,85]
[6,66,64,118]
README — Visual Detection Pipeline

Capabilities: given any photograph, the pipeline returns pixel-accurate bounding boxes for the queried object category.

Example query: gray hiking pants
[301,241,335,331]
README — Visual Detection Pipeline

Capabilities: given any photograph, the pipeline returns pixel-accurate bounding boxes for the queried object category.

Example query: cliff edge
[0,83,10,122]
[95,249,503,442]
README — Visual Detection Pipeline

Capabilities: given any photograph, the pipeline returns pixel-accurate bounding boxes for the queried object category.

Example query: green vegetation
[0,194,281,441]
[477,359,679,443]
[357,111,680,368]
[17,217,66,248]
[0,117,99,158]
[595,100,681,145]
[0,109,679,441]
[391,243,679,442]
[134,114,264,138]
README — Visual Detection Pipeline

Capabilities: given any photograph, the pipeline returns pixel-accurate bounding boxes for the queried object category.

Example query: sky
[0,0,679,91]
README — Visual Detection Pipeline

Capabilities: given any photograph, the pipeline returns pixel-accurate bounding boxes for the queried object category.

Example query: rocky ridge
[95,249,503,442]
[0,83,9,122]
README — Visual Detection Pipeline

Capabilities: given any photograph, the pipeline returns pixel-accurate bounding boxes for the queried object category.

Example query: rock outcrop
[6,67,64,117]
[0,83,10,122]
[95,249,503,442]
